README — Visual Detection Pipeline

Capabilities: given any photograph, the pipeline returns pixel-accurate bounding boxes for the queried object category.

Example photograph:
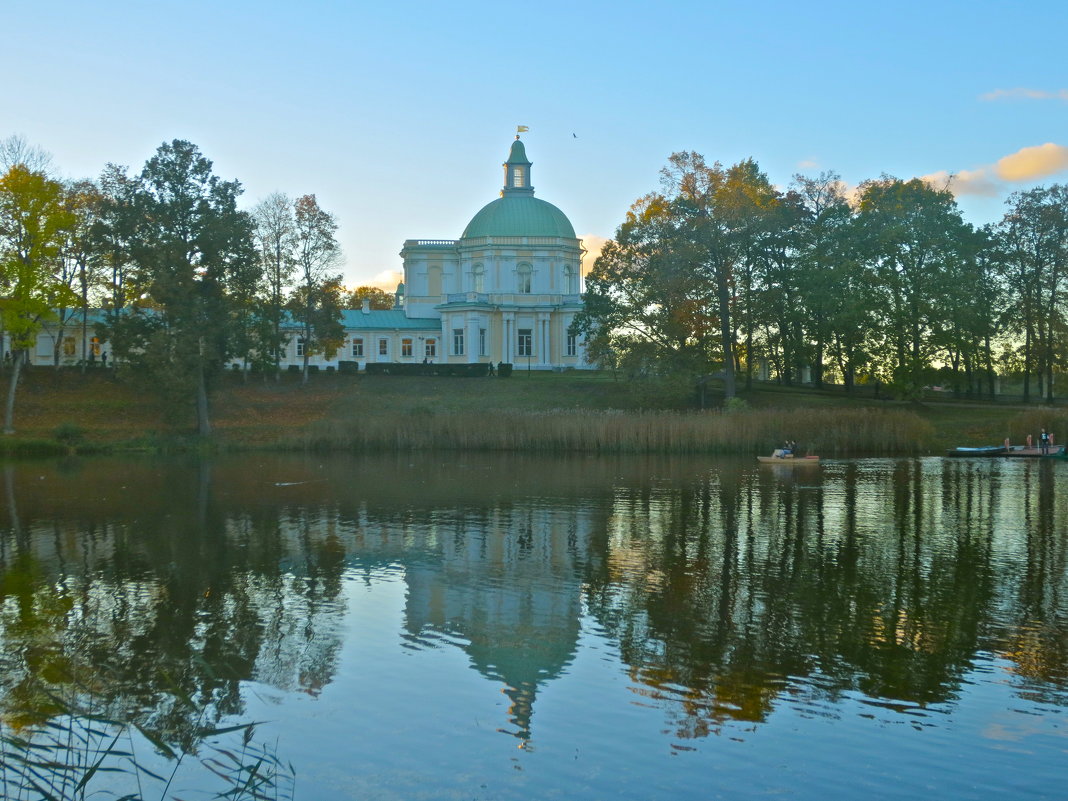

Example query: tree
[348,285,394,310]
[854,177,974,398]
[94,163,140,319]
[577,154,780,403]
[996,186,1068,402]
[56,180,106,371]
[105,140,257,435]
[252,193,297,376]
[0,165,76,433]
[0,135,52,174]
[290,194,342,384]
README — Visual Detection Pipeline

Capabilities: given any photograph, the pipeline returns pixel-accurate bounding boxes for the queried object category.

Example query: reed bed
[293,407,933,455]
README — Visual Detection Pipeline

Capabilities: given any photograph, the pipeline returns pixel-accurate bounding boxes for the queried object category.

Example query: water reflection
[1,453,1066,763]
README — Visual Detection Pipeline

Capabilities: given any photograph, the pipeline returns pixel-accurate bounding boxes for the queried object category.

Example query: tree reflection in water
[0,453,1066,784]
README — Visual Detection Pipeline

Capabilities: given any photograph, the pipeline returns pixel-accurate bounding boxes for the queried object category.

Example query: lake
[1,453,1066,800]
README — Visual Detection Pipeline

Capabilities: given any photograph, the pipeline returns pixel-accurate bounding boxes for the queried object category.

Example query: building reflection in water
[0,453,1066,752]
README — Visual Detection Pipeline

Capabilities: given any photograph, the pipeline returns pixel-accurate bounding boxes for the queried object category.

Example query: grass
[0,366,1060,456]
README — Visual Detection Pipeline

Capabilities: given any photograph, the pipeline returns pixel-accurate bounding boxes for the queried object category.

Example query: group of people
[771,440,799,459]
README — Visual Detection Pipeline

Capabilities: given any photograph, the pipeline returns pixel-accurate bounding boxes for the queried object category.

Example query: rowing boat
[757,455,820,465]
[946,445,1065,458]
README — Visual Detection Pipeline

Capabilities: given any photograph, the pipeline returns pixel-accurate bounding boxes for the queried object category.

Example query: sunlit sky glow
[5,0,1067,288]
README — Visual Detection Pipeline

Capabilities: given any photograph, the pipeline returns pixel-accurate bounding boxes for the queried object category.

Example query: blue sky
[5,0,1067,288]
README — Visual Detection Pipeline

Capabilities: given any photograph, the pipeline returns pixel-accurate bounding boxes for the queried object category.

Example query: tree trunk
[716,272,735,401]
[3,351,24,434]
[196,362,211,436]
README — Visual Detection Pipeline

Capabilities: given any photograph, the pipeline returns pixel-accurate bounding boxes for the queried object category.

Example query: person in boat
[772,440,796,459]
[1040,428,1051,455]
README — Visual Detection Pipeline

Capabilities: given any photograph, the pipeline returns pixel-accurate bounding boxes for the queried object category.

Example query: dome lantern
[460,136,576,240]
[502,136,534,197]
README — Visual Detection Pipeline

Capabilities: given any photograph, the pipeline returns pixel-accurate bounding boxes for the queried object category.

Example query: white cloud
[797,158,819,169]
[367,269,403,292]
[996,143,1068,181]
[580,234,609,272]
[920,168,1000,197]
[980,88,1068,102]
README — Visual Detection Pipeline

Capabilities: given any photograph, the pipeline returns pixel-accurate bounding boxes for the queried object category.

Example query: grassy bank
[0,367,1062,456]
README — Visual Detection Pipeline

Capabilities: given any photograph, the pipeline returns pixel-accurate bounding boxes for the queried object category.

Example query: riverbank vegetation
[3,369,1065,458]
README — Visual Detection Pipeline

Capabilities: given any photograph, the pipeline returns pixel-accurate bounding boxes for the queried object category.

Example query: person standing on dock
[1040,428,1051,455]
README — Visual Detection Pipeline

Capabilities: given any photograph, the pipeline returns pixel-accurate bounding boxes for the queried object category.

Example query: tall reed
[0,684,295,800]
[293,407,933,455]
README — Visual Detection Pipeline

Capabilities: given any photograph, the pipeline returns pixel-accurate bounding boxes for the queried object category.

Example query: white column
[466,316,479,364]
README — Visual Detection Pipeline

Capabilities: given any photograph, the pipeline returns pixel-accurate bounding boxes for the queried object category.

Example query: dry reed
[293,407,933,455]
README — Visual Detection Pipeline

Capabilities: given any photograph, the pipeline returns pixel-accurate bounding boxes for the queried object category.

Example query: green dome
[462,195,576,239]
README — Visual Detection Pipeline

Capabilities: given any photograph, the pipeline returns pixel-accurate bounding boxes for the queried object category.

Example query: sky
[4,0,1067,289]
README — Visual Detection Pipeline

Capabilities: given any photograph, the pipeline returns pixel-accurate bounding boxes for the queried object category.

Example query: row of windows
[59,336,102,357]
[297,333,579,359]
[465,264,578,294]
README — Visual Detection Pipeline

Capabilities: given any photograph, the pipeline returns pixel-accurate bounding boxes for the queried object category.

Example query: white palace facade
[10,135,589,372]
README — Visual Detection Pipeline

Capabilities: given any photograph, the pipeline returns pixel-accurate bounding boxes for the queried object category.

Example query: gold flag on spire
[517,125,529,133]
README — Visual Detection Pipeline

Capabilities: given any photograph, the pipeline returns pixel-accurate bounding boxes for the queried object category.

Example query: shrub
[54,422,85,447]
[723,396,750,413]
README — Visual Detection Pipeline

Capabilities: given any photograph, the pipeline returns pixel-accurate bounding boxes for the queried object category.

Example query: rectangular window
[453,328,464,356]
[425,338,437,359]
[517,328,532,357]
[63,336,76,357]
[378,339,388,356]
[401,338,413,357]
[296,337,305,357]
[566,333,577,357]
[479,328,487,357]
[352,338,364,358]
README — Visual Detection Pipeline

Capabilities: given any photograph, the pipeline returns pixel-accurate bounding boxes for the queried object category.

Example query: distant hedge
[365,362,491,377]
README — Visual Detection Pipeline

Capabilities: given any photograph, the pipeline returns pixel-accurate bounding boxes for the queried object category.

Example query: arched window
[517,263,532,294]
[472,263,484,292]
[563,264,577,294]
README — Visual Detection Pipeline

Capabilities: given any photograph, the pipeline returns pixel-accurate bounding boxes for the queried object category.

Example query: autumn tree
[348,285,394,310]
[0,165,76,433]
[252,192,297,375]
[577,154,782,402]
[290,194,343,383]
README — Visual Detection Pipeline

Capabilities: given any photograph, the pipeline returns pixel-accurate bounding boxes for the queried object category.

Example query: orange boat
[757,455,820,465]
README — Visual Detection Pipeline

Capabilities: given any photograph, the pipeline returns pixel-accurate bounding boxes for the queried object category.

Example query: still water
[1,453,1066,800]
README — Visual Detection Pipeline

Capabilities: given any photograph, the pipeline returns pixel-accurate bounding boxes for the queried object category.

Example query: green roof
[462,195,576,239]
[507,139,529,164]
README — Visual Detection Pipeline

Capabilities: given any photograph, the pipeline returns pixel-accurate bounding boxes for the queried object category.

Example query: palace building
[14,135,588,371]
[393,134,588,370]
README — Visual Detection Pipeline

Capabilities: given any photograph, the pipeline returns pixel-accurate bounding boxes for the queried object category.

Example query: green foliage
[102,140,257,435]
[723,396,750,413]
[364,362,491,377]
[53,421,85,446]
[0,164,79,433]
